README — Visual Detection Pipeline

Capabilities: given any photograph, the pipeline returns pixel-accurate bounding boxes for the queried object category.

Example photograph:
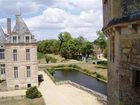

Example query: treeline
[37,32,93,60]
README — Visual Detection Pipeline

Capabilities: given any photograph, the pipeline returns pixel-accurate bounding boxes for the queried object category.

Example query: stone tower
[102,0,140,105]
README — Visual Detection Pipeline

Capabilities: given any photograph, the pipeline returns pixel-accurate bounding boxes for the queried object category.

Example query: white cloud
[0,0,43,16]
[25,7,103,41]
[71,0,102,10]
[0,0,103,41]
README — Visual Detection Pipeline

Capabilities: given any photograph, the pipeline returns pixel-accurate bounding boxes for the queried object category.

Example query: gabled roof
[12,15,31,35]
[0,26,6,44]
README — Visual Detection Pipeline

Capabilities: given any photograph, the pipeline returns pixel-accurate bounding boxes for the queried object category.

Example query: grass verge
[0,96,45,105]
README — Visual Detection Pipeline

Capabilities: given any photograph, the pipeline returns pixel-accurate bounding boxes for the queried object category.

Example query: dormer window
[13,36,17,43]
[25,36,30,43]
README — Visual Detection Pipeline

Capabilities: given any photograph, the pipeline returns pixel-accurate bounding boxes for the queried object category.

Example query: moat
[53,71,107,95]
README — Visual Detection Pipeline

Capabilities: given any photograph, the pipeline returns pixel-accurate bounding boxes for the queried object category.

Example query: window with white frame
[25,36,30,43]
[13,36,17,43]
[13,49,17,61]
[14,67,18,78]
[27,66,31,77]
[26,49,30,61]
[0,49,5,59]
[0,64,5,74]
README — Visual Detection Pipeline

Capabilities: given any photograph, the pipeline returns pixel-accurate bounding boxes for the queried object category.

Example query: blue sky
[0,0,103,41]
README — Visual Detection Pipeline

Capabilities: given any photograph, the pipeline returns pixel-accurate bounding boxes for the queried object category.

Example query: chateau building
[102,0,140,105]
[0,15,38,90]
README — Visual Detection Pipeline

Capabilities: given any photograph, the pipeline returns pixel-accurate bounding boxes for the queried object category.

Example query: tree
[94,30,107,58]
[58,32,72,51]
[81,41,93,58]
[58,32,73,59]
[45,55,52,63]
[95,31,107,50]
[37,32,94,60]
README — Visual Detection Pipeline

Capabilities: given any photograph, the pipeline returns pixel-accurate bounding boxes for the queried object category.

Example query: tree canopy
[93,30,107,58]
[94,31,107,50]
[37,32,93,60]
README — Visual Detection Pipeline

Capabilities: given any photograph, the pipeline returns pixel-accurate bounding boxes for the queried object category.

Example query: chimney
[16,14,21,23]
[7,18,11,35]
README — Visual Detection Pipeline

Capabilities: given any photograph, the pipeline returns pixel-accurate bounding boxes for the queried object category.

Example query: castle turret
[102,0,140,105]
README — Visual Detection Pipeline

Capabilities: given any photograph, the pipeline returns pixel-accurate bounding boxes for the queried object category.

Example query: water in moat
[53,71,107,95]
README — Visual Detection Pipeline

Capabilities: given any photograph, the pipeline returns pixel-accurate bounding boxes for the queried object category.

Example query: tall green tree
[95,31,107,50]
[81,41,93,58]
[94,30,107,58]
[58,32,72,51]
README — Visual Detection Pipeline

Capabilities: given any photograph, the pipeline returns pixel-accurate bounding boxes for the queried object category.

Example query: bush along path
[26,86,42,99]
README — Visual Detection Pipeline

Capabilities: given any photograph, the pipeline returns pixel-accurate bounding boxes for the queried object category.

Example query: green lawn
[0,97,45,105]
[75,63,107,79]
[37,52,45,60]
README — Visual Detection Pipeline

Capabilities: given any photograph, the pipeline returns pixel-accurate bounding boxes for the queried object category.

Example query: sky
[0,0,103,42]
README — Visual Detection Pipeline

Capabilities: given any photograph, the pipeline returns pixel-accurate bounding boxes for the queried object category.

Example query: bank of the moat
[45,64,107,95]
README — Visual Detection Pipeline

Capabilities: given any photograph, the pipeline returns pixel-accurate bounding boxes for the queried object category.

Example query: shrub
[97,61,107,65]
[26,86,42,99]
[45,55,52,63]
[0,80,4,83]
[48,68,55,75]
[96,72,107,80]
[45,55,58,63]
[52,65,65,68]
[50,58,57,63]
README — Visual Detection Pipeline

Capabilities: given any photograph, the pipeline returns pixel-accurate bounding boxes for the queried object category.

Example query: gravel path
[38,71,104,105]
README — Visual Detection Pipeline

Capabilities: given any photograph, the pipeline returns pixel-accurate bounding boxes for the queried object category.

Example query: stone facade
[102,0,140,105]
[0,15,38,90]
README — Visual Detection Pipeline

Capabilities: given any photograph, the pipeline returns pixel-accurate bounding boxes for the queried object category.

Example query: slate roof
[0,26,6,44]
[12,15,31,35]
[0,15,36,44]
[103,11,140,30]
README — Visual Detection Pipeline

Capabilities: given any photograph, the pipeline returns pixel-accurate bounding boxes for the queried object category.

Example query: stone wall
[103,0,140,105]
[118,25,140,105]
[121,0,140,16]
[104,23,140,105]
[5,43,38,90]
